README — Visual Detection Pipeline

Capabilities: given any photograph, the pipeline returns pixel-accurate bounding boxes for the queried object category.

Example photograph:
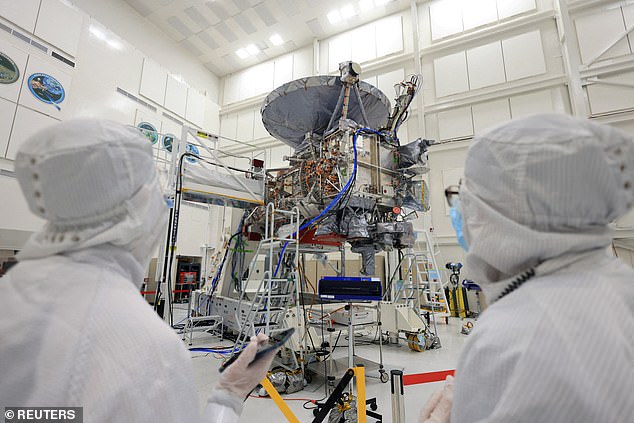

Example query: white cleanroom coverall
[0,119,270,423]
[452,114,634,423]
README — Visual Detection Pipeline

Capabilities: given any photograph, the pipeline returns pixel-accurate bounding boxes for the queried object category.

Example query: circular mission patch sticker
[0,51,19,84]
[28,73,65,105]
[137,121,159,144]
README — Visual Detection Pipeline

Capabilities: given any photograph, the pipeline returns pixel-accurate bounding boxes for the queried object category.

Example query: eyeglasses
[444,184,460,208]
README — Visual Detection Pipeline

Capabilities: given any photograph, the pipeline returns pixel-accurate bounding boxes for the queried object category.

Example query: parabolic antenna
[261,75,391,148]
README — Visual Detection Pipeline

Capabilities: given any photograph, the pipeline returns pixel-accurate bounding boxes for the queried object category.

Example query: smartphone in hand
[219,328,295,373]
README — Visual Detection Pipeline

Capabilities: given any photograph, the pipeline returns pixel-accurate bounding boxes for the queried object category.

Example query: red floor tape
[403,369,455,386]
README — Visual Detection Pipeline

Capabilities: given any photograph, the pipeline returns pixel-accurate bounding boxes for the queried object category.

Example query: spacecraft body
[255,62,432,275]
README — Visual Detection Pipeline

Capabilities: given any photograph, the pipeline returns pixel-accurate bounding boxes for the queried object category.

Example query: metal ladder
[393,231,450,319]
[232,204,303,368]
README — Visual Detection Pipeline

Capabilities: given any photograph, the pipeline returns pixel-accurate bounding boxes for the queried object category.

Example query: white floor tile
[185,316,474,422]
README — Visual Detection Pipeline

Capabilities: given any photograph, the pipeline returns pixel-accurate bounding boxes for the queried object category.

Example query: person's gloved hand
[418,375,454,423]
[217,333,278,399]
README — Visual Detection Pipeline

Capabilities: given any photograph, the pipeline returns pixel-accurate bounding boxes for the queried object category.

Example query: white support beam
[553,0,589,117]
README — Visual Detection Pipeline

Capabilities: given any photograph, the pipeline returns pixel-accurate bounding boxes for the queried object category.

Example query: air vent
[9,29,48,53]
[0,22,11,33]
[116,87,157,112]
[51,51,75,68]
[162,112,183,126]
[12,30,30,43]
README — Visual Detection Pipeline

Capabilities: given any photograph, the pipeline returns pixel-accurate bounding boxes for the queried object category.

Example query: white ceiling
[123,0,412,77]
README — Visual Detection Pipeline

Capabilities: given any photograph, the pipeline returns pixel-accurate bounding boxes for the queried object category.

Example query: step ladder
[393,231,450,319]
[232,204,303,370]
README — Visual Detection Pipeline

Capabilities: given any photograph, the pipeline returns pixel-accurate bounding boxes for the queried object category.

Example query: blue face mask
[450,199,468,252]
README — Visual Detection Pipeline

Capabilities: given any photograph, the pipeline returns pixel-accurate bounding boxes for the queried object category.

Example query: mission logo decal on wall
[185,143,199,163]
[162,133,175,152]
[137,121,158,144]
[0,51,19,84]
[28,73,65,110]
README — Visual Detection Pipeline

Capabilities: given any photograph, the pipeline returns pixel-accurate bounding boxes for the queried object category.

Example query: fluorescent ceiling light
[89,25,106,40]
[270,34,283,46]
[106,39,123,50]
[340,4,356,19]
[236,48,249,59]
[327,10,342,24]
[375,0,390,5]
[246,44,259,55]
[359,0,374,11]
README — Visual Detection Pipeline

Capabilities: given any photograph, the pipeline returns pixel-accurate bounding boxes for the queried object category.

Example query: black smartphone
[219,328,295,373]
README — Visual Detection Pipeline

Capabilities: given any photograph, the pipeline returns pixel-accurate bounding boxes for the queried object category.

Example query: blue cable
[273,128,380,277]
[189,346,245,354]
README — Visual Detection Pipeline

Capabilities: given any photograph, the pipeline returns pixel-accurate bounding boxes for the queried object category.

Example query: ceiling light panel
[340,4,357,19]
[359,0,374,11]
[236,48,249,59]
[327,10,342,24]
[270,33,283,46]
[246,43,259,55]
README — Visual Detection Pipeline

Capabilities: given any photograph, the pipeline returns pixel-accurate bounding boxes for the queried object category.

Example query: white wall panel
[437,106,473,140]
[472,98,511,134]
[18,54,71,120]
[502,30,546,81]
[0,97,17,157]
[430,0,463,40]
[35,0,84,57]
[6,105,58,160]
[363,76,378,88]
[0,0,40,33]
[274,55,293,88]
[497,0,536,20]
[176,203,208,256]
[236,109,254,142]
[252,62,274,97]
[219,112,237,146]
[328,33,352,73]
[140,58,167,106]
[575,8,630,64]
[223,74,239,104]
[165,75,188,117]
[462,0,498,31]
[0,40,28,103]
[434,51,469,97]
[269,144,290,168]
[185,88,205,127]
[467,41,506,90]
[237,68,255,100]
[586,72,634,115]
[293,47,313,79]
[510,90,555,118]
[377,69,405,102]
[351,24,376,64]
[376,15,403,58]
[204,98,220,133]
[253,110,269,140]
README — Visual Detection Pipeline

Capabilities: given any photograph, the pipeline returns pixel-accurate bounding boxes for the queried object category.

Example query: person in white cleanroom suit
[425,113,634,423]
[0,119,277,423]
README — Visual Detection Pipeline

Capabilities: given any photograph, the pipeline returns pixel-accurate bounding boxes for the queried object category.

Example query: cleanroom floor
[184,310,473,423]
